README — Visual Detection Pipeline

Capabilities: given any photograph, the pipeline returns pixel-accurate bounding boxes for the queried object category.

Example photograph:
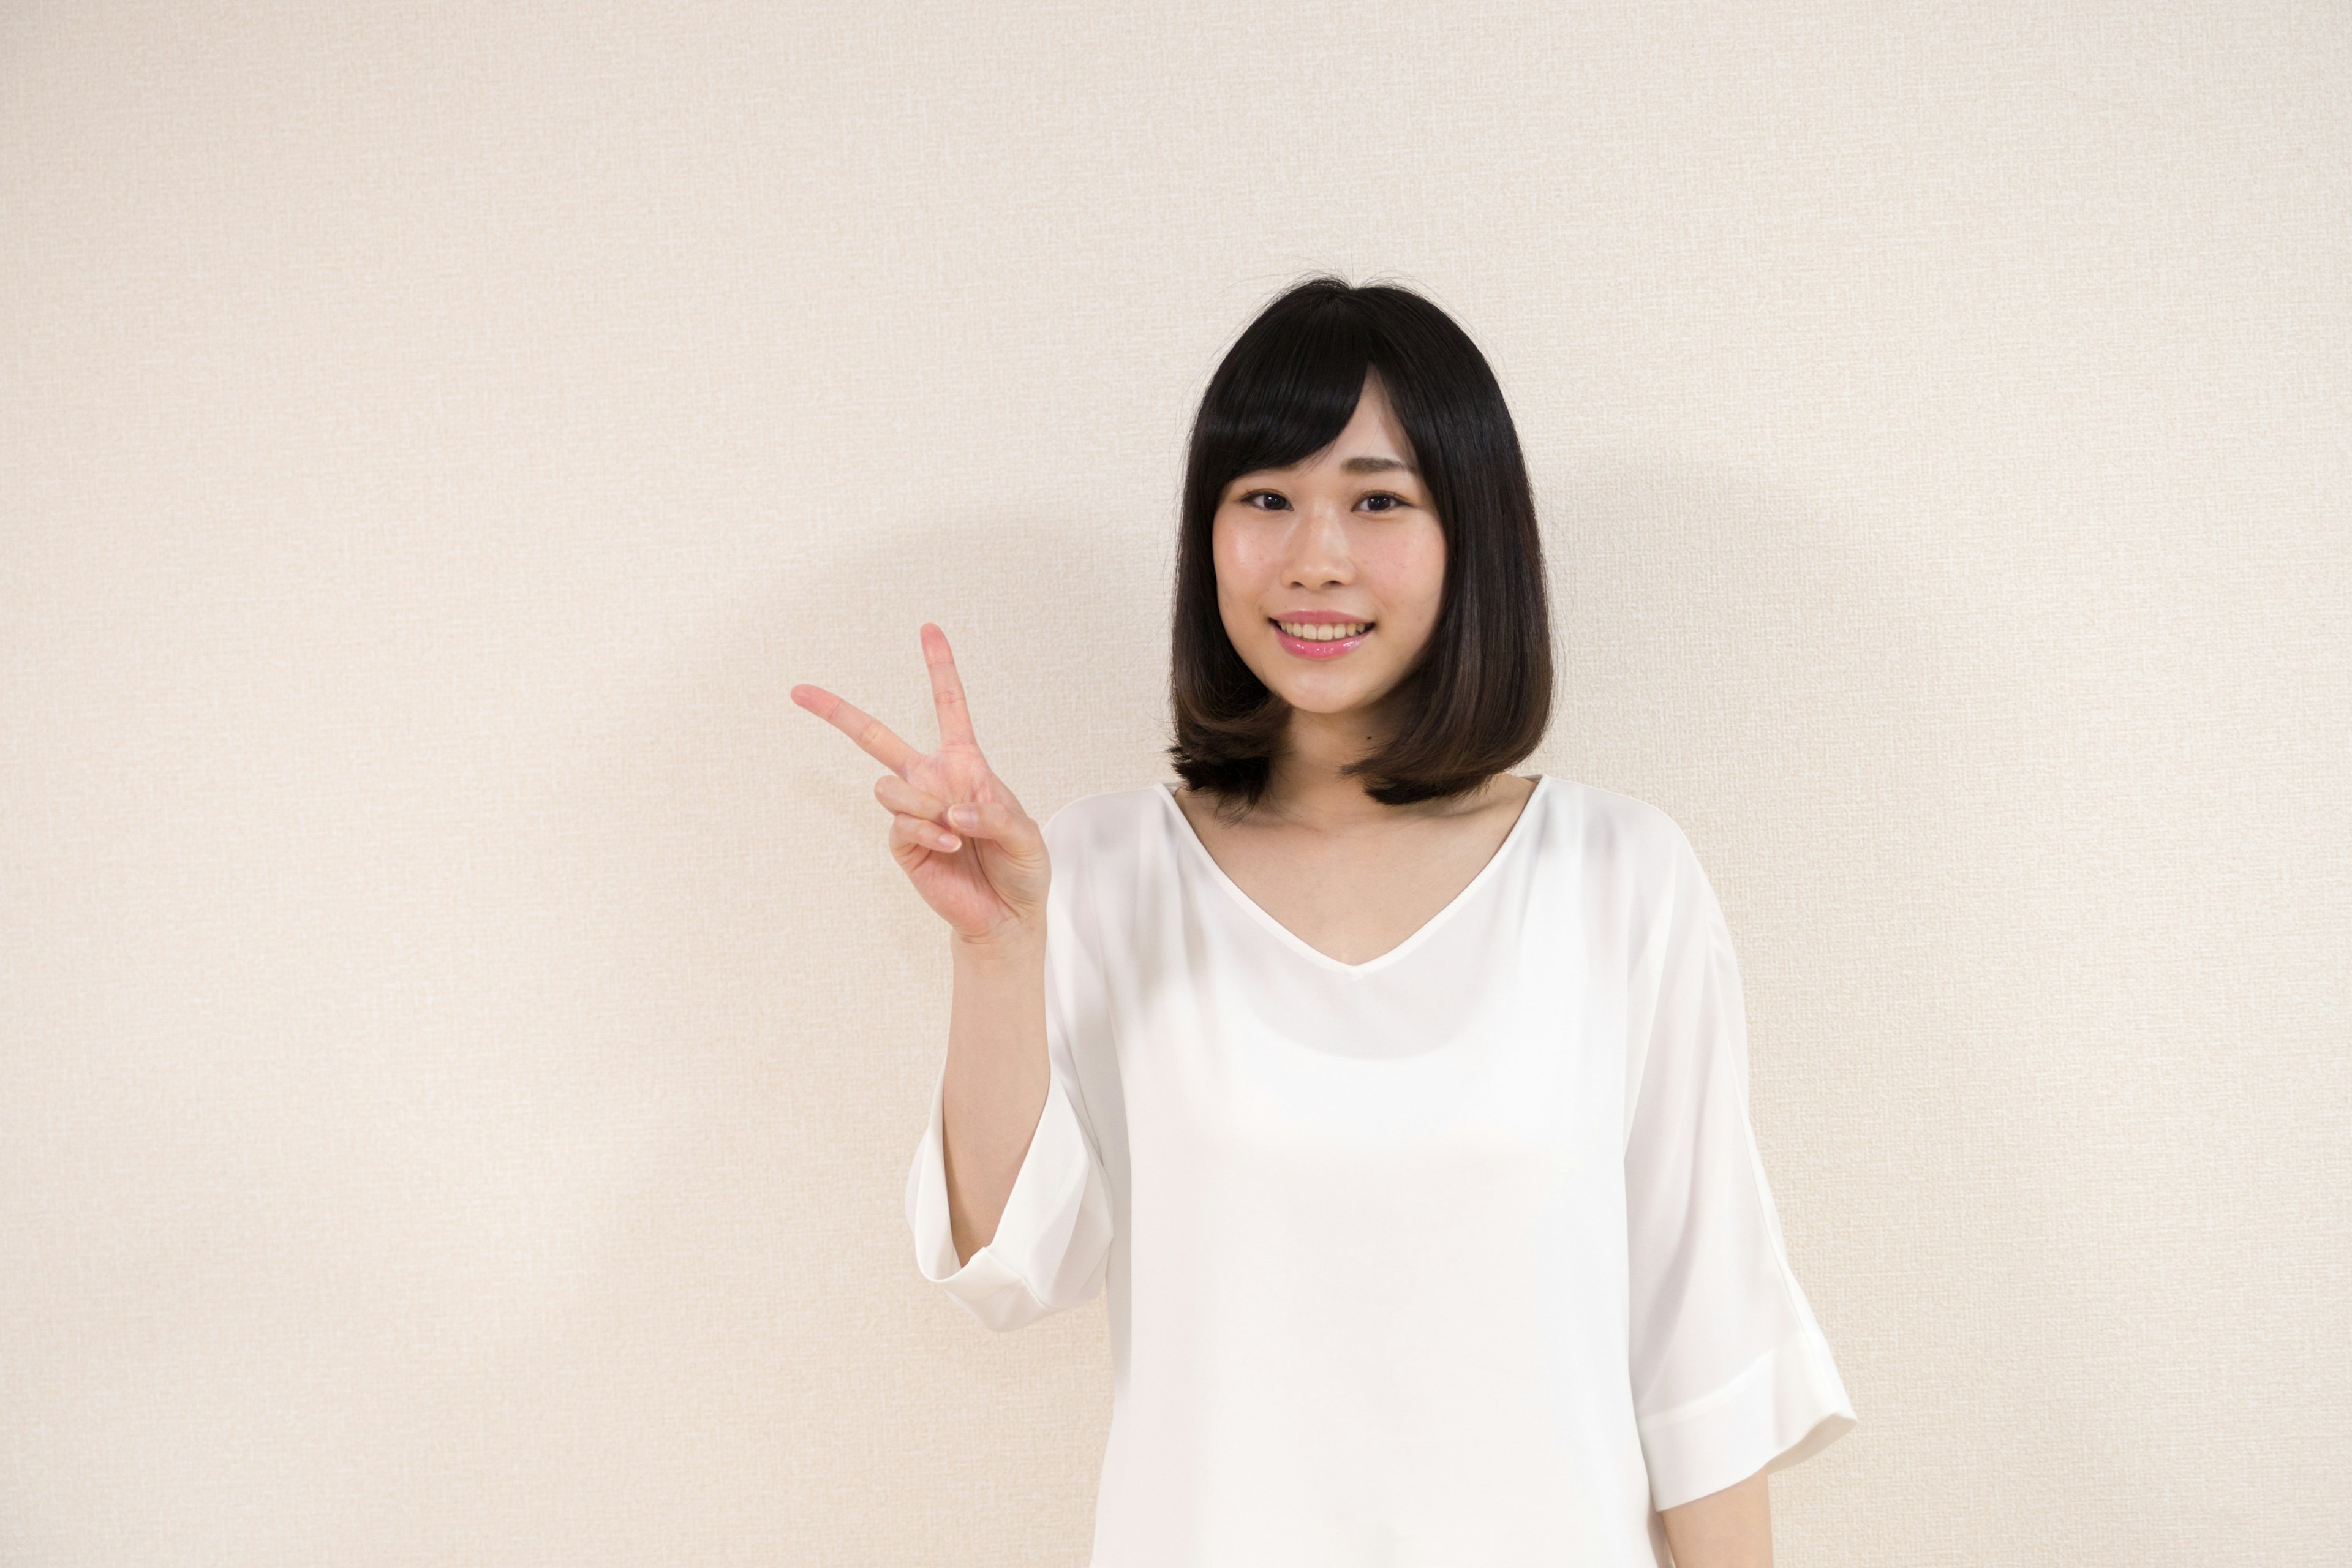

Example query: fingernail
[936,832,961,851]
[949,805,978,829]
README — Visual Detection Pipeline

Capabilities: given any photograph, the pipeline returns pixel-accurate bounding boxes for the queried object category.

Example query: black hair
[1169,277,1553,809]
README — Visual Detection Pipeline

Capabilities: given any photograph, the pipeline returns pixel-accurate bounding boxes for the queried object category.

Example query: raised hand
[791,624,1048,951]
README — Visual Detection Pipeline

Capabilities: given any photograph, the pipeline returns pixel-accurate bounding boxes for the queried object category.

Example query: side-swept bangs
[1170,277,1553,809]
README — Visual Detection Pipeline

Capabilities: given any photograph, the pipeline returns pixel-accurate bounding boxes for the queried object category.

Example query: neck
[1259,703,1409,831]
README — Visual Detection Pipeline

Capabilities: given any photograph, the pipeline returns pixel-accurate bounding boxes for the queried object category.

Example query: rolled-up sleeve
[905,1061,1113,1332]
[1624,826,1856,1512]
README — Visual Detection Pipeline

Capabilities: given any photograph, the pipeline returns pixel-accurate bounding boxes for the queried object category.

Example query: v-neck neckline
[1155,774,1551,977]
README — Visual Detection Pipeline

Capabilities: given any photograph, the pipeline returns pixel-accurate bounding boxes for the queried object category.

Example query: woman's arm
[792,624,1056,1264]
[1625,820,1857,1532]
[1659,1467,1772,1567]
[941,924,1050,1263]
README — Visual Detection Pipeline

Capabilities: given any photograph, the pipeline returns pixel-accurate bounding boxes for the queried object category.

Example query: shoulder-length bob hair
[1170,277,1552,809]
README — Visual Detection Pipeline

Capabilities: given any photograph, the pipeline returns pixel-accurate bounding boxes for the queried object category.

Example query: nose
[1281,499,1355,590]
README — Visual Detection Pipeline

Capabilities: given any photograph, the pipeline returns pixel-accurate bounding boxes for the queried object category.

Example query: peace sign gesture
[791,624,1049,952]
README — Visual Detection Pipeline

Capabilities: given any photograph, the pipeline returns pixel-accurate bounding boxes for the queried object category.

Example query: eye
[1237,489,1291,511]
[1357,492,1408,513]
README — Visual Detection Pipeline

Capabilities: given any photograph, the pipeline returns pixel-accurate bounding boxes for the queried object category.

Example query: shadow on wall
[521,497,1185,1253]
[1537,453,1956,835]
[500,503,1159,1556]
[1534,448,2345,1559]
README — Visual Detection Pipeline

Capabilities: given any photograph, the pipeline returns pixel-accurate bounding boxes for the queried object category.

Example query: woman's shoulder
[1532,775,1708,885]
[1039,782,1176,859]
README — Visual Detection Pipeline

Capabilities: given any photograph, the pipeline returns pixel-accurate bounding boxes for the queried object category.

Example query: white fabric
[905,775,1856,1567]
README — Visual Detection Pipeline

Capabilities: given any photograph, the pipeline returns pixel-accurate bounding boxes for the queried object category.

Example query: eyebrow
[1341,456,1415,474]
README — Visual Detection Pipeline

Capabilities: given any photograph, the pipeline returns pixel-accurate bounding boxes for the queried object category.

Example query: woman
[793,279,1856,1567]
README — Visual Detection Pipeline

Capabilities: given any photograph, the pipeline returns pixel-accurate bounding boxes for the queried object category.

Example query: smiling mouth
[1270,618,1373,658]
[1273,618,1373,641]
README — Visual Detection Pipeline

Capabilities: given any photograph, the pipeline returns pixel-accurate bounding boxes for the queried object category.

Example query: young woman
[793,279,1855,1567]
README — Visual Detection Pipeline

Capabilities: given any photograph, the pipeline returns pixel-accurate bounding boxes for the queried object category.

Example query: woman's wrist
[950,922,1046,967]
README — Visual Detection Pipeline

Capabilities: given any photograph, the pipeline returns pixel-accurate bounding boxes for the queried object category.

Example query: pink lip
[1270,616,1373,660]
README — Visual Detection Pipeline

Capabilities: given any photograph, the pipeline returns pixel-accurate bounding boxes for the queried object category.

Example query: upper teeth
[1278,620,1370,641]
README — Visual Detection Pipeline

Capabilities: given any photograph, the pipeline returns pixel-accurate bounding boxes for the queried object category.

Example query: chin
[1262,674,1392,715]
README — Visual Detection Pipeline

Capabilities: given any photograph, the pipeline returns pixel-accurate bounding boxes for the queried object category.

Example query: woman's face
[1212,372,1447,723]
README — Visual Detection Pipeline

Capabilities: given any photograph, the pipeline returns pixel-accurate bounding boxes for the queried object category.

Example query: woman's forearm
[1659,1468,1773,1567]
[940,930,1052,1265]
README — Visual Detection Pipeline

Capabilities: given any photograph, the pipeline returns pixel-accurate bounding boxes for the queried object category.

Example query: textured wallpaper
[2,2,2346,1563]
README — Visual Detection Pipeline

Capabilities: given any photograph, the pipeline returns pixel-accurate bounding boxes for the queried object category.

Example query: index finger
[920,623,978,749]
[791,683,921,777]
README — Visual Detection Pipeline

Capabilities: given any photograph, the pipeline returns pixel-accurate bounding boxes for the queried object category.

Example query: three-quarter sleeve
[1623,825,1856,1513]
[905,1061,1112,1330]
[902,809,1116,1333]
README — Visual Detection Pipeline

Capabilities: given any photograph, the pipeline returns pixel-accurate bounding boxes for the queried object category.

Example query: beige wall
[4,2,2346,1563]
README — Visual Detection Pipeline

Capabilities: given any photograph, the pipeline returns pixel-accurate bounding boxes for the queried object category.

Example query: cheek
[1363,524,1448,627]
[1211,519,1271,606]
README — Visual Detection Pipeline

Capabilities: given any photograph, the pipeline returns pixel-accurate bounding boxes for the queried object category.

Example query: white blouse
[907,775,1856,1567]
